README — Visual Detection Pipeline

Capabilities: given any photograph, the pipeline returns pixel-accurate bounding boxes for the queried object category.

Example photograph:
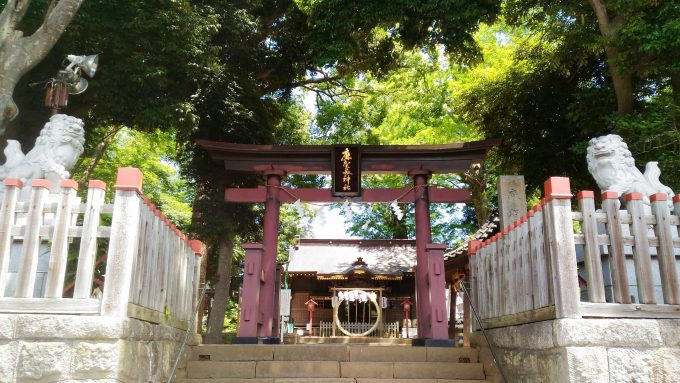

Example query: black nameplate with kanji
[332,145,361,196]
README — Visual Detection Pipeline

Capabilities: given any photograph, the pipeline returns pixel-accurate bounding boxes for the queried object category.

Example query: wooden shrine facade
[198,139,497,344]
[287,239,417,337]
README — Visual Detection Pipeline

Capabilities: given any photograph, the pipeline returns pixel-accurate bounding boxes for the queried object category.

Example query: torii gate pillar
[259,170,285,339]
[411,169,432,339]
[411,169,451,345]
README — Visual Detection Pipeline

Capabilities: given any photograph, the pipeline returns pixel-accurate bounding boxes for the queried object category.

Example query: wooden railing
[470,177,680,329]
[0,168,203,330]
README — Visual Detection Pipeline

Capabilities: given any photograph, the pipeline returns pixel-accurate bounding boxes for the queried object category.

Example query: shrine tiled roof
[444,209,500,261]
[287,239,416,276]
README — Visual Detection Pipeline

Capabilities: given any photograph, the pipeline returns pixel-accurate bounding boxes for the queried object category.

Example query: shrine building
[287,238,417,338]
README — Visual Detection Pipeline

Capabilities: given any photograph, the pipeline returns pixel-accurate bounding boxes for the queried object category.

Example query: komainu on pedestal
[587,134,674,206]
[0,114,85,193]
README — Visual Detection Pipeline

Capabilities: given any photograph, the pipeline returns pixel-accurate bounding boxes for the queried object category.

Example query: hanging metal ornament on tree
[44,54,99,115]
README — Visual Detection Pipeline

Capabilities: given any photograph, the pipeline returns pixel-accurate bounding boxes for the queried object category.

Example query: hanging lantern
[306,299,318,312]
[401,298,412,312]
[304,298,318,333]
[45,81,69,110]
[401,298,412,338]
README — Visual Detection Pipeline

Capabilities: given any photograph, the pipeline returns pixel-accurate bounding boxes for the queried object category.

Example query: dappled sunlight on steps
[181,344,489,382]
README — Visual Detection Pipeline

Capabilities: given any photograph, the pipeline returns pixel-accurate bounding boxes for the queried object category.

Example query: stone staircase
[182,344,489,382]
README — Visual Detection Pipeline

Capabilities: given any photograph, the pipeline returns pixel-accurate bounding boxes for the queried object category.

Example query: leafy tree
[457,47,612,191]
[6,0,216,154]
[462,5,680,194]
[504,0,680,115]
[612,93,680,192]
[71,127,193,227]
[302,24,527,240]
[248,0,501,92]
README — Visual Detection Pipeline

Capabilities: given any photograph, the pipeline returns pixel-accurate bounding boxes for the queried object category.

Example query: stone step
[186,361,486,380]
[182,380,490,383]
[192,345,478,363]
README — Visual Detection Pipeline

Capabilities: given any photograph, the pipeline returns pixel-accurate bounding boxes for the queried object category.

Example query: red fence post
[543,177,580,319]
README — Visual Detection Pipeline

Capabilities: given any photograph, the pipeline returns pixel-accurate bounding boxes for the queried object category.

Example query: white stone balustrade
[470,176,680,331]
[0,167,203,331]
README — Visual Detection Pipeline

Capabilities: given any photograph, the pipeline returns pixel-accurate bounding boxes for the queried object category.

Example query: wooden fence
[0,168,203,330]
[470,177,680,329]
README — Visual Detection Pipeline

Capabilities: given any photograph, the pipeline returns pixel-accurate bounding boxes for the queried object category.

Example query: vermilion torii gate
[198,140,497,345]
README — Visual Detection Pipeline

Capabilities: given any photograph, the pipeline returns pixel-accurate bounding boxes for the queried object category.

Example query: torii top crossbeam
[196,139,498,175]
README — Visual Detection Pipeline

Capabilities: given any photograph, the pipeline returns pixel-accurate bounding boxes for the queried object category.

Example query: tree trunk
[588,0,635,115]
[605,46,635,115]
[204,233,235,344]
[0,0,85,137]
[462,164,491,226]
[670,72,680,104]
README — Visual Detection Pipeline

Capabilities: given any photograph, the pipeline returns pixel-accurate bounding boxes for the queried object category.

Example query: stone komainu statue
[0,114,85,190]
[586,134,674,206]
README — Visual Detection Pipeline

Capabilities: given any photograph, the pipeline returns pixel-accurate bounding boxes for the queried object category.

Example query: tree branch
[21,0,84,64]
[285,74,344,89]
[588,0,613,36]
[75,125,124,190]
[0,0,32,48]
[43,0,58,24]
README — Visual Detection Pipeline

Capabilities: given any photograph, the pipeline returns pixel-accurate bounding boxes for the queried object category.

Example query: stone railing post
[543,177,580,319]
[0,179,22,296]
[15,180,51,298]
[650,193,680,304]
[236,243,264,342]
[577,190,605,303]
[189,240,204,304]
[625,192,655,304]
[601,191,630,304]
[44,180,79,298]
[73,180,107,299]
[464,240,481,346]
[101,168,144,317]
[189,240,204,333]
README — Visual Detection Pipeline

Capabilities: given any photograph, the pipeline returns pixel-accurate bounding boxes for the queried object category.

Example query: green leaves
[73,128,193,229]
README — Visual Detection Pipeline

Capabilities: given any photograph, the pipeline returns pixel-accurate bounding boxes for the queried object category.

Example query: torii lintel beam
[225,187,471,204]
[197,139,499,175]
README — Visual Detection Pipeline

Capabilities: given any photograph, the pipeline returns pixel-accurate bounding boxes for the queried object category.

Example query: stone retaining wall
[472,319,680,383]
[0,314,200,382]
[473,318,680,383]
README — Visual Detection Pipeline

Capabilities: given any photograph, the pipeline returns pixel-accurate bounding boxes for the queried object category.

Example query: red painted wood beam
[225,187,470,203]
[197,139,500,175]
